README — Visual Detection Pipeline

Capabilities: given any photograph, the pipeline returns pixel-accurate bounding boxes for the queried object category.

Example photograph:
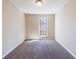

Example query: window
[40,18,48,37]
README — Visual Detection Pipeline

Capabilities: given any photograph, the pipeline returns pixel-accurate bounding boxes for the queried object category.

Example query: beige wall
[55,0,76,57]
[25,14,55,39]
[2,0,25,57]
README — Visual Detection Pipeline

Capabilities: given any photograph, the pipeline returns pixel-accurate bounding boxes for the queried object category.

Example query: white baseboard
[2,40,24,58]
[25,37,55,40]
[56,40,76,58]
[40,37,55,40]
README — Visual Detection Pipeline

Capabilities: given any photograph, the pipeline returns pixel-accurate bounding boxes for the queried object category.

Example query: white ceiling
[10,0,70,14]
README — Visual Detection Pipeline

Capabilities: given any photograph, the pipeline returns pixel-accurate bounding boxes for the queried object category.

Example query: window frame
[39,17,48,37]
